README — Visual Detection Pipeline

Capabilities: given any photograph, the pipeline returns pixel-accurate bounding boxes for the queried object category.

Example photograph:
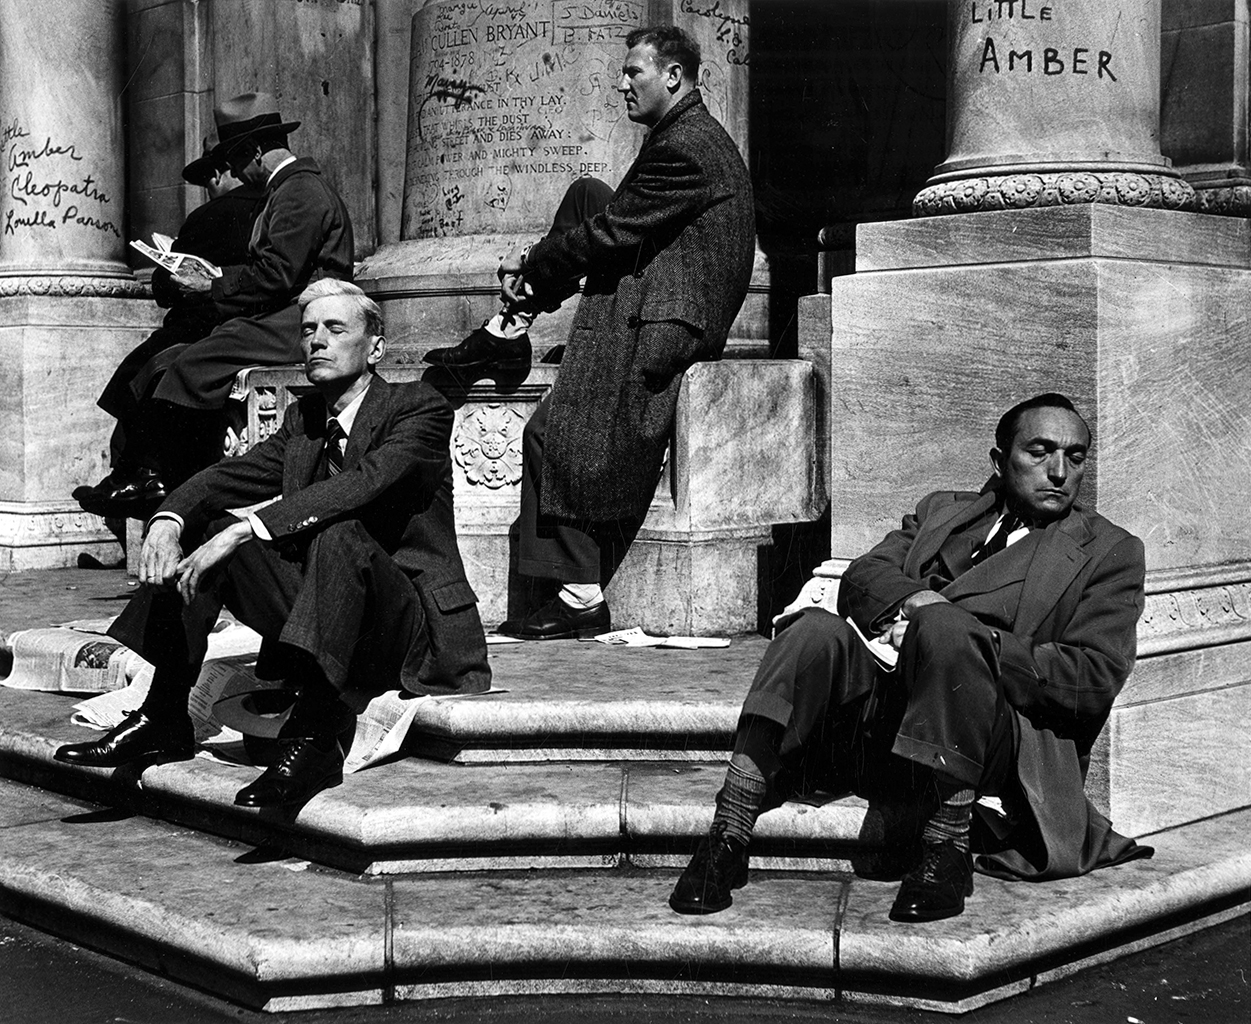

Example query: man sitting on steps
[56,280,489,809]
[670,393,1153,922]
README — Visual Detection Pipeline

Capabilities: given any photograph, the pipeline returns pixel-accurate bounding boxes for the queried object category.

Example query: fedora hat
[181,136,223,186]
[212,92,301,156]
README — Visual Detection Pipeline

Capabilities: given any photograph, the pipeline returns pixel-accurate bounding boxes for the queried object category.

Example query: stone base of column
[0,285,161,570]
[357,237,779,362]
[913,170,1196,217]
[803,203,1251,835]
[1191,179,1251,216]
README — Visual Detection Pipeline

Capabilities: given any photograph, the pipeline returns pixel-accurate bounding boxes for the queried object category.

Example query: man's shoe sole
[668,891,734,915]
[502,622,608,641]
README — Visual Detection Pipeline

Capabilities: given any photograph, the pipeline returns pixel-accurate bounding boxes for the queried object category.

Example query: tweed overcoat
[153,375,490,696]
[154,157,354,410]
[838,488,1148,881]
[523,90,755,522]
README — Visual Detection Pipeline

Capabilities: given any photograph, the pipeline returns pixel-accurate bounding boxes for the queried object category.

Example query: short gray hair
[297,278,385,338]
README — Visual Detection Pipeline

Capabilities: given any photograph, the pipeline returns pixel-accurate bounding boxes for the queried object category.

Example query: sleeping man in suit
[56,280,490,808]
[670,393,1152,922]
[425,26,755,640]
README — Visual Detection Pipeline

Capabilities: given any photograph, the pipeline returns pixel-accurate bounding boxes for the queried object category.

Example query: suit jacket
[154,157,356,409]
[524,90,755,521]
[156,375,490,696]
[838,487,1148,880]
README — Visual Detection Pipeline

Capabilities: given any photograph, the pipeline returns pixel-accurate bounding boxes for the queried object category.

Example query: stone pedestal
[1160,0,1251,214]
[820,204,1251,835]
[915,0,1193,214]
[124,0,376,257]
[0,0,156,568]
[360,0,775,358]
[233,359,820,635]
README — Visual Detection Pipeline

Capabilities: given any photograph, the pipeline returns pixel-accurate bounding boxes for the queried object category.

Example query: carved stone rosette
[1192,184,1251,217]
[913,171,1197,217]
[453,402,526,488]
[0,274,148,298]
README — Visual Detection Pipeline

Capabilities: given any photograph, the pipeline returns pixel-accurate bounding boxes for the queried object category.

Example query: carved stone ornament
[913,171,1196,217]
[453,402,526,488]
[1193,184,1251,217]
[1137,580,1251,657]
[0,275,149,298]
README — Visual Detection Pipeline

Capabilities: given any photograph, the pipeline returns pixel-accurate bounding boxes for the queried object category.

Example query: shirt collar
[328,379,372,438]
[266,155,298,187]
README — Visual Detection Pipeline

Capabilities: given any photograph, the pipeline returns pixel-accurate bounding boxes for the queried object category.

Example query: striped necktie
[325,418,346,476]
[970,510,1026,565]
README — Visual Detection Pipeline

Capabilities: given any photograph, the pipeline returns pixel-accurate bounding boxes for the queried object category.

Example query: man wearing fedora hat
[89,92,354,513]
[75,143,264,518]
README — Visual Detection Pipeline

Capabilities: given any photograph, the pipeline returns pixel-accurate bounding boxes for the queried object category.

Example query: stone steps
[2,775,1247,1013]
[0,688,866,876]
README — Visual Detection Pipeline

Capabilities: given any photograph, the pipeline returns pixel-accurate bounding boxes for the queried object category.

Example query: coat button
[627,315,641,328]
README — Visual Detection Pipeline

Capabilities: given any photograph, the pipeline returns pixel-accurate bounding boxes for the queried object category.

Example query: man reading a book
[74,146,264,518]
[669,393,1152,923]
[82,92,354,516]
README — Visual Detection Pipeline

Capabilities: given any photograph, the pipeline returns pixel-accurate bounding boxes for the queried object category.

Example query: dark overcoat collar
[905,487,1096,638]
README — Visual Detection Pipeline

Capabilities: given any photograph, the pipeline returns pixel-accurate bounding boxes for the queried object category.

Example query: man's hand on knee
[139,518,184,588]
[901,590,951,617]
[174,518,254,605]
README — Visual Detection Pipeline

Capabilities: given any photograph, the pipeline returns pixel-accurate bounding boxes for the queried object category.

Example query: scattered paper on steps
[583,627,731,649]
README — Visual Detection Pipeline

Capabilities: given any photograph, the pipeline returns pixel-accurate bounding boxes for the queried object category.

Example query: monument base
[233,359,821,635]
[807,204,1251,836]
[0,287,160,570]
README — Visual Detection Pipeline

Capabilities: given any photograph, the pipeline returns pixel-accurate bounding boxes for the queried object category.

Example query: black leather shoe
[889,841,974,923]
[78,467,168,518]
[54,710,194,768]
[494,595,610,640]
[234,736,344,808]
[424,327,531,368]
[669,823,750,915]
[72,468,130,504]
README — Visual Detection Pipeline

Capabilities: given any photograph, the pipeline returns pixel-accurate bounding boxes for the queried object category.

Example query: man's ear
[666,62,684,91]
[367,335,387,367]
[988,447,1004,479]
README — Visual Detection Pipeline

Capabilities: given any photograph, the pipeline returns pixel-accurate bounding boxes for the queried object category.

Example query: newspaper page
[129,236,222,282]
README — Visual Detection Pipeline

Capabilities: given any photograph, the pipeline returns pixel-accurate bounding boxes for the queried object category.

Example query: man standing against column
[433,26,755,639]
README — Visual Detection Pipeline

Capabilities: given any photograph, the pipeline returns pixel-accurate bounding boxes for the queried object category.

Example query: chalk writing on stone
[978,39,1117,80]
[2,123,120,240]
[680,0,750,65]
[403,0,646,238]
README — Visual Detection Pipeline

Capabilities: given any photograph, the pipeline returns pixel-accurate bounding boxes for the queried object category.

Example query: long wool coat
[523,90,755,522]
[839,488,1150,881]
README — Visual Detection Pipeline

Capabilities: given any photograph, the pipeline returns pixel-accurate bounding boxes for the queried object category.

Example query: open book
[130,232,221,283]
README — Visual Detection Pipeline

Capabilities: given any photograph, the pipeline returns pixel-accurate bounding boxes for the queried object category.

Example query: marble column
[1160,0,1251,215]
[914,0,1194,214]
[358,0,762,361]
[0,0,154,569]
[124,0,376,257]
[797,0,1250,837]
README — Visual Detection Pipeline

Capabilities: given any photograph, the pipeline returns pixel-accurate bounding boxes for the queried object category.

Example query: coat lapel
[904,489,998,578]
[342,376,390,469]
[285,394,328,491]
[1013,508,1094,639]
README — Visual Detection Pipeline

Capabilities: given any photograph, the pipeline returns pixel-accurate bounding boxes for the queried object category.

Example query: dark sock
[921,781,975,853]
[711,761,767,846]
[283,664,349,744]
